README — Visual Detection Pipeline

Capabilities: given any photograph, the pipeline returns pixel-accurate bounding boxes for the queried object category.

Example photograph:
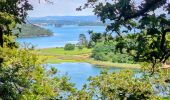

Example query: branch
[124,0,166,20]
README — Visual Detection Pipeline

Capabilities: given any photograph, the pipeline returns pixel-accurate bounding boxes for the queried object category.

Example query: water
[49,63,170,97]
[17,25,105,48]
[49,62,126,89]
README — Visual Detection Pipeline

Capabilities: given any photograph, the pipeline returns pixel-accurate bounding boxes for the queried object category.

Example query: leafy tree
[91,42,114,61]
[92,42,134,63]
[0,0,33,47]
[79,0,170,72]
[78,33,88,47]
[88,30,114,48]
[0,1,78,99]
[69,70,167,100]
[64,43,75,51]
[0,47,76,99]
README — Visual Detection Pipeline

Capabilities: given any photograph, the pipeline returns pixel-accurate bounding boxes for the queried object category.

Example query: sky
[28,0,165,17]
[28,0,93,17]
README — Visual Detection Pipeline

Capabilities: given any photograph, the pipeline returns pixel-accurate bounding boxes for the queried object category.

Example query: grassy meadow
[38,47,140,68]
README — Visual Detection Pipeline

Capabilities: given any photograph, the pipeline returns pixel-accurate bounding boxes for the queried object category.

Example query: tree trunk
[0,26,3,47]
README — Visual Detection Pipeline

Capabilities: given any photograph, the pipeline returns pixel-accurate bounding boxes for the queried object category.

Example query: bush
[111,53,134,63]
[91,42,115,61]
[77,45,83,50]
[64,43,75,51]
[91,42,134,63]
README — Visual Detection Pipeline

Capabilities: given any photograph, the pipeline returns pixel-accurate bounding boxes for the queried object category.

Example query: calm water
[50,63,170,97]
[49,62,128,89]
[17,25,105,48]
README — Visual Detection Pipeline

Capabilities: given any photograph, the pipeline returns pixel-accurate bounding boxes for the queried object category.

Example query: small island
[13,24,53,38]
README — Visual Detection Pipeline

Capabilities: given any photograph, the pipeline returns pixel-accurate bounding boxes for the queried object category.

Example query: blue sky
[28,0,93,17]
[28,0,164,17]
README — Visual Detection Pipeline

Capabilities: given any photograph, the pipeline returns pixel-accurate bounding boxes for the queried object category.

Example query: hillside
[13,24,53,38]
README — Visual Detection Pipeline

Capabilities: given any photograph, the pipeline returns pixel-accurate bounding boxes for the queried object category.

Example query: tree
[69,70,166,100]
[92,42,134,63]
[64,43,75,51]
[88,31,103,47]
[0,47,76,99]
[0,1,78,99]
[0,0,33,47]
[78,33,88,47]
[79,0,170,72]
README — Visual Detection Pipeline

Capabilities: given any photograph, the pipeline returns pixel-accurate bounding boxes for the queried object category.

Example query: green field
[38,47,140,68]
[39,47,92,55]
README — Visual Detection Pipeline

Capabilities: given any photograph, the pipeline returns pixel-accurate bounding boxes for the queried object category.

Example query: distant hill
[27,16,106,27]
[28,16,100,22]
[13,24,53,38]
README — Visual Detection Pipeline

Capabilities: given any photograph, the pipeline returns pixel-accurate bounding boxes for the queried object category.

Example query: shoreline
[38,47,140,69]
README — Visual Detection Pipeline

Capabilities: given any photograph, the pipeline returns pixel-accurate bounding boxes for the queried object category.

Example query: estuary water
[49,62,127,89]
[17,25,105,48]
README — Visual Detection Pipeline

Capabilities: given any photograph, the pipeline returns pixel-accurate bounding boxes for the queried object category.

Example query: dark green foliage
[89,31,103,46]
[88,31,113,48]
[13,24,53,38]
[91,42,114,61]
[77,45,83,50]
[64,43,75,51]
[92,42,134,63]
[111,53,134,63]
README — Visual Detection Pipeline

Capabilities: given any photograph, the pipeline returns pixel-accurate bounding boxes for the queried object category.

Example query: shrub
[91,42,134,63]
[91,42,114,61]
[77,45,83,50]
[111,53,134,63]
[64,43,75,51]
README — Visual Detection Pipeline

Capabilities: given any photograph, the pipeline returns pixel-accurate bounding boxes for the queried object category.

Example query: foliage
[13,24,53,38]
[69,70,165,100]
[78,33,88,47]
[88,31,104,47]
[77,45,83,50]
[80,0,170,72]
[64,43,76,51]
[0,47,76,99]
[88,31,113,48]
[3,35,19,49]
[92,42,134,63]
[0,0,33,47]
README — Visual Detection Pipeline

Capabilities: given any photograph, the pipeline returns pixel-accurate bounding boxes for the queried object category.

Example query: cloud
[28,0,93,17]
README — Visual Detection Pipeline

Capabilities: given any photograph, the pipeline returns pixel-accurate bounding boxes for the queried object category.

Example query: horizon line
[28,15,97,18]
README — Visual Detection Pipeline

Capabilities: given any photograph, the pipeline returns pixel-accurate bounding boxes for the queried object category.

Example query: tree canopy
[79,0,170,72]
[0,0,32,47]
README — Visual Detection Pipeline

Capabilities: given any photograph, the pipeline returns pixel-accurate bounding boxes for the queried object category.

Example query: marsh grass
[38,47,140,68]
